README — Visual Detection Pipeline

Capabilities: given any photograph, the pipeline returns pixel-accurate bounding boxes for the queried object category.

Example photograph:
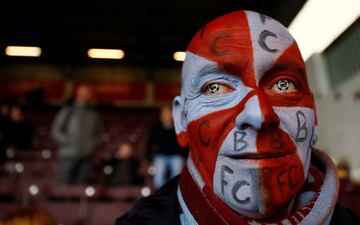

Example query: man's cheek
[187,113,236,186]
[274,107,316,175]
[187,118,218,180]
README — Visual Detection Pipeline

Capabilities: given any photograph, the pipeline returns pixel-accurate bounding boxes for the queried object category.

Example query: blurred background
[0,0,359,224]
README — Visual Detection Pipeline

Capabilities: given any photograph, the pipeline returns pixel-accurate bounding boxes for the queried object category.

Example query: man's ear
[173,96,189,148]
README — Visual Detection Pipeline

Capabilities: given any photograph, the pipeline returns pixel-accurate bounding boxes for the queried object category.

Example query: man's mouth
[226,152,292,160]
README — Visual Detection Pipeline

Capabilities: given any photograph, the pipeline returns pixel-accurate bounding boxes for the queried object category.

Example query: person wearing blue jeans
[146,106,187,189]
[153,154,184,189]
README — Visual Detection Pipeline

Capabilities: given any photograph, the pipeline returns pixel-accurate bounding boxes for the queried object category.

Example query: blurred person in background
[6,104,34,151]
[0,102,11,162]
[146,106,187,189]
[103,141,143,186]
[51,85,101,185]
[0,206,56,225]
[0,102,11,133]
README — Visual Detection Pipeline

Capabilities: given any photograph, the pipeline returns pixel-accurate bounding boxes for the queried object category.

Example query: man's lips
[224,151,294,160]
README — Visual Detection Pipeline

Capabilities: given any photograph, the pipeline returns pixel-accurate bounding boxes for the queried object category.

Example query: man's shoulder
[330,203,360,225]
[115,177,181,225]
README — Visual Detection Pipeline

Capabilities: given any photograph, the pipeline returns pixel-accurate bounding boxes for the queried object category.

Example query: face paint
[173,11,317,219]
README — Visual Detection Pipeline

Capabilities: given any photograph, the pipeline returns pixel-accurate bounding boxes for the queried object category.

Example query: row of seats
[0,202,133,225]
[27,107,158,158]
[0,149,150,225]
[0,107,158,225]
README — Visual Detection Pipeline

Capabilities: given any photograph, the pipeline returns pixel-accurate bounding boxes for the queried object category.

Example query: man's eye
[272,79,297,93]
[202,83,234,95]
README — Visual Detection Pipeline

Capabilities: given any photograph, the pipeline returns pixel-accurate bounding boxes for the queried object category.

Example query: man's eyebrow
[266,63,305,75]
[198,65,223,76]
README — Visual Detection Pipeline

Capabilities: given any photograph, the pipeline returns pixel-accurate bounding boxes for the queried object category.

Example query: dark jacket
[145,123,187,162]
[7,119,34,150]
[116,177,359,225]
[103,156,143,186]
[116,177,181,225]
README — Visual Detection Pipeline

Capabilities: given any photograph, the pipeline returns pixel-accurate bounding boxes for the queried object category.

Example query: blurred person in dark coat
[6,105,34,150]
[103,141,143,186]
[146,106,187,189]
[0,102,11,162]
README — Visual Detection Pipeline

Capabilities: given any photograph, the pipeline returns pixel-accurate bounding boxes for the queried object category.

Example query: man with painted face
[116,10,359,225]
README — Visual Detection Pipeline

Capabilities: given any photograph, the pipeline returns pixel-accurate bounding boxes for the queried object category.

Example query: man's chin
[213,151,305,220]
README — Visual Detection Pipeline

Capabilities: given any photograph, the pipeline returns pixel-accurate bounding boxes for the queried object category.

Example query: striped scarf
[178,149,339,225]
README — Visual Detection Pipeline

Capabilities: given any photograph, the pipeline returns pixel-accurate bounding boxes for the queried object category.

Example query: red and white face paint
[173,11,317,219]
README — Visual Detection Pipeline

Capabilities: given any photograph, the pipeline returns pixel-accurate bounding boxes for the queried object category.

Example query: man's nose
[235,95,263,130]
[235,94,279,130]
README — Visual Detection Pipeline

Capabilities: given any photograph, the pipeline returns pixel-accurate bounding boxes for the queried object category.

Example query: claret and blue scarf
[178,149,338,225]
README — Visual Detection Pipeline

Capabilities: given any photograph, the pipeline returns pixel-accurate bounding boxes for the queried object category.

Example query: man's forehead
[182,10,304,89]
